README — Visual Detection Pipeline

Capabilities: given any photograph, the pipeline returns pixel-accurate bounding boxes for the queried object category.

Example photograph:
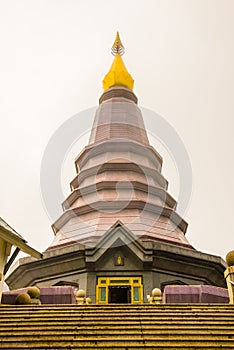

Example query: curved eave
[70,162,168,192]
[52,200,188,235]
[0,227,42,259]
[73,140,163,175]
[63,181,177,211]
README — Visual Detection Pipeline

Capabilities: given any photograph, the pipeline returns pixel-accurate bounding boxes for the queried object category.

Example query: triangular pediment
[85,220,152,263]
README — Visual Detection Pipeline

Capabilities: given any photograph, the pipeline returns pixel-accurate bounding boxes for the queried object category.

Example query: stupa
[6,33,226,303]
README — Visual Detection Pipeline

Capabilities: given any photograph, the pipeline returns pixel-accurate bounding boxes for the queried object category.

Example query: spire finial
[102,32,134,91]
[111,32,125,56]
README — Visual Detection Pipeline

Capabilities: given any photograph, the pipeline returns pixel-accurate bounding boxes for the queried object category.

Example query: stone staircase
[0,304,234,349]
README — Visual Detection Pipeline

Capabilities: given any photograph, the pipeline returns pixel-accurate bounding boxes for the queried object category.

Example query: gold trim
[96,276,143,304]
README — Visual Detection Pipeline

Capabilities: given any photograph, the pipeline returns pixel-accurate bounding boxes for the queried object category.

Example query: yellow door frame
[96,276,143,304]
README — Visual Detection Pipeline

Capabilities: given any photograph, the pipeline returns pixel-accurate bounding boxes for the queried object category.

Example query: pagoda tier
[48,85,191,250]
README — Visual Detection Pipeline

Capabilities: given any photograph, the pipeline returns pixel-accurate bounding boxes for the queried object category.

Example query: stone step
[1,308,233,313]
[1,317,234,323]
[0,334,234,341]
[1,306,234,313]
[0,329,234,336]
[1,313,234,318]
[1,323,234,329]
[0,340,234,349]
[0,305,233,315]
[0,304,234,349]
[1,304,234,309]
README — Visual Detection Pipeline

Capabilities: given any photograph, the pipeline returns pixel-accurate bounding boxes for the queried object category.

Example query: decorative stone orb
[152,288,162,297]
[226,250,234,267]
[27,286,40,299]
[76,289,86,298]
[15,293,31,305]
[86,297,92,304]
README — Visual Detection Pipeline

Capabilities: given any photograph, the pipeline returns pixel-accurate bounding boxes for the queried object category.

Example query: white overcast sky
[0,0,233,261]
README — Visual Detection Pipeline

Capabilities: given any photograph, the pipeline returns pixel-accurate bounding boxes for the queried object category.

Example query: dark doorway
[109,286,131,303]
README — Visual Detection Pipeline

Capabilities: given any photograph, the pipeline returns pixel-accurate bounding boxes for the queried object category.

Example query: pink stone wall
[2,286,76,305]
[163,285,229,304]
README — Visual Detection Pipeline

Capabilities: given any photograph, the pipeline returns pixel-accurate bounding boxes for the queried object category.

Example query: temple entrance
[96,277,143,304]
[108,286,131,303]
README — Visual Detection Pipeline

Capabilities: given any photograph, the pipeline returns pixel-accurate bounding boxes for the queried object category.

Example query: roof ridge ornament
[111,32,125,56]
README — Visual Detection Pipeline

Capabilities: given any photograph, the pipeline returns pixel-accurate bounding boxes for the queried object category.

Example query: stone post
[76,289,86,304]
[224,250,234,304]
[148,288,162,304]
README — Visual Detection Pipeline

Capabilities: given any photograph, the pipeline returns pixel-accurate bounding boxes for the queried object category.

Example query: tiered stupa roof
[49,33,191,250]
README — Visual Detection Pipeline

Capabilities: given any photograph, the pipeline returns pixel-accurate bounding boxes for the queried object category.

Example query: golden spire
[102,32,134,91]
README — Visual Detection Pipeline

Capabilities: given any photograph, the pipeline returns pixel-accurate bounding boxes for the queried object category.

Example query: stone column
[224,250,234,304]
